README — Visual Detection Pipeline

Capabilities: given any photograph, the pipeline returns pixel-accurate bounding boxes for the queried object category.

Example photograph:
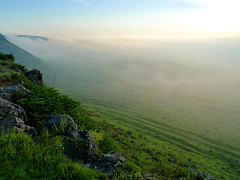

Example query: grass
[0,37,238,179]
[0,54,205,179]
[0,119,108,180]
[42,59,240,179]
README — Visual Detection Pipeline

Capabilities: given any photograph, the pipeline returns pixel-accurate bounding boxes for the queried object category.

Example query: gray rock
[68,129,96,145]
[68,129,100,163]
[24,69,43,86]
[0,116,37,137]
[0,97,27,124]
[147,148,152,154]
[14,69,23,75]
[142,173,159,180]
[90,151,127,176]
[189,168,217,180]
[1,70,14,74]
[42,114,78,135]
[0,84,32,101]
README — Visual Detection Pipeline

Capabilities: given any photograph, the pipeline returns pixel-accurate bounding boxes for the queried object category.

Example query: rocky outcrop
[0,97,27,124]
[0,116,37,137]
[0,69,14,74]
[42,114,78,135]
[68,129,96,144]
[141,173,159,180]
[190,168,217,180]
[90,151,127,176]
[14,69,23,75]
[0,84,32,101]
[24,69,43,86]
[41,114,101,163]
[67,129,101,163]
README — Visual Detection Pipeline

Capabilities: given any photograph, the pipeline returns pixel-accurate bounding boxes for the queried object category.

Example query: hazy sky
[1,0,240,39]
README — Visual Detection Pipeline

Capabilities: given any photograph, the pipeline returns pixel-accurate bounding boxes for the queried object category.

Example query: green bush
[12,75,93,134]
[98,135,116,154]
[9,63,27,73]
[0,52,15,62]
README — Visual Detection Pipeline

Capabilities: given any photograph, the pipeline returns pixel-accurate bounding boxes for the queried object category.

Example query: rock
[90,151,127,176]
[42,114,78,135]
[189,168,218,180]
[15,69,23,75]
[142,173,159,180]
[0,116,37,137]
[68,129,100,163]
[147,148,152,154]
[0,84,32,101]
[0,70,14,74]
[0,97,27,124]
[68,129,96,145]
[24,69,43,85]
[19,80,24,85]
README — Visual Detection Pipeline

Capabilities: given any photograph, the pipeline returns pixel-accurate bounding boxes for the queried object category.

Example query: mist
[5,34,240,98]
[3,33,240,146]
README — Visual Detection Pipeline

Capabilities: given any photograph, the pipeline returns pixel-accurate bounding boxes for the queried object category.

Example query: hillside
[1,34,239,179]
[0,33,55,83]
[0,53,207,179]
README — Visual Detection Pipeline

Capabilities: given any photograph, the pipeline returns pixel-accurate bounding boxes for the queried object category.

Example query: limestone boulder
[42,114,78,135]
[24,69,43,86]
[68,129,96,145]
[0,84,32,101]
[0,97,27,124]
[67,129,100,163]
[0,116,37,137]
[90,151,127,176]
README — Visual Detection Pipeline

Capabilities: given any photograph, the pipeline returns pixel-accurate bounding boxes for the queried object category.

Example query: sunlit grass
[0,125,106,180]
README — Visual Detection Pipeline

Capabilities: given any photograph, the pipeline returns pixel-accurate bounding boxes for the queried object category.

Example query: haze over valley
[4,33,240,147]
[1,0,240,179]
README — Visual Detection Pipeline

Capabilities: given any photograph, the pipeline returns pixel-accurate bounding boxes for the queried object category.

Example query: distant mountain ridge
[0,33,54,82]
[16,35,50,42]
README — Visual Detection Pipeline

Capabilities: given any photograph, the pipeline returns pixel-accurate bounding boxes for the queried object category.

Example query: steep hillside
[1,34,239,179]
[0,33,54,82]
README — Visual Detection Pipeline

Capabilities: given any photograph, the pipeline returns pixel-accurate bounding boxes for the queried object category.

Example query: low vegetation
[0,53,208,179]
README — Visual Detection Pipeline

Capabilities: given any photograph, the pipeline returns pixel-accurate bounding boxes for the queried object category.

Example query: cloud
[72,0,87,5]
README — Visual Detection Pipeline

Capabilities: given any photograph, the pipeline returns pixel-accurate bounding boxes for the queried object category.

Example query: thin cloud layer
[72,0,87,5]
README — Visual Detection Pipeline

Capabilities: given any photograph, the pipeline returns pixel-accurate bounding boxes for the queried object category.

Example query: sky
[1,0,240,39]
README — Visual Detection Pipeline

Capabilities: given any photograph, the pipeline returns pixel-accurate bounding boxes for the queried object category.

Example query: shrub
[98,135,116,153]
[89,130,104,146]
[0,52,15,62]
[12,76,83,134]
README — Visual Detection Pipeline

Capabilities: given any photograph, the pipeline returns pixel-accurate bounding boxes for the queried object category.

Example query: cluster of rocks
[0,67,24,75]
[189,169,218,180]
[0,84,32,101]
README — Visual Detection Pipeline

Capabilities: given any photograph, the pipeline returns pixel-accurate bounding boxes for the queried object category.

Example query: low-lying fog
[4,34,240,111]
[4,33,240,142]
[6,34,240,97]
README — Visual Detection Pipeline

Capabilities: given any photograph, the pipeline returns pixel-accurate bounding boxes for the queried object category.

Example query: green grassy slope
[1,34,239,179]
[0,33,56,82]
[46,61,240,179]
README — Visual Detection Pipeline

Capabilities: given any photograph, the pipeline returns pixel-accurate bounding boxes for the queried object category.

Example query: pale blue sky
[1,0,240,38]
